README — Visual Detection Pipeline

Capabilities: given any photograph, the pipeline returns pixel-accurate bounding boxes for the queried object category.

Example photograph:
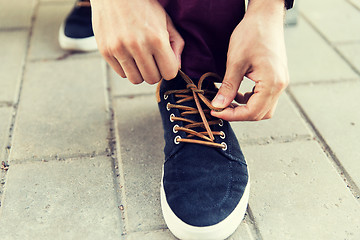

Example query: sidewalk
[0,0,359,239]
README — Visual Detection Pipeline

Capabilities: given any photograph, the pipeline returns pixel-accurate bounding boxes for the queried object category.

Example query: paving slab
[114,95,165,232]
[0,31,28,103]
[349,0,360,10]
[27,2,71,60]
[285,17,358,83]
[230,91,312,145]
[125,215,254,240]
[0,0,36,29]
[9,58,109,162]
[291,81,360,188]
[0,108,12,162]
[300,0,360,43]
[28,2,100,60]
[337,42,360,73]
[110,68,157,97]
[0,157,122,240]
[243,141,360,240]
[114,95,254,238]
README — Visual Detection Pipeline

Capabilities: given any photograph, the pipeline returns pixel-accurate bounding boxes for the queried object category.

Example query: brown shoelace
[76,0,91,7]
[165,70,227,149]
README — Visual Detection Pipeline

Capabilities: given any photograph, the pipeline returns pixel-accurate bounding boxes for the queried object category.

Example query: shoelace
[165,70,227,150]
[76,0,91,7]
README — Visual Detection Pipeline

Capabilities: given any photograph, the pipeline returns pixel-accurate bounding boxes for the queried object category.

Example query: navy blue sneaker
[157,71,250,240]
[59,0,97,52]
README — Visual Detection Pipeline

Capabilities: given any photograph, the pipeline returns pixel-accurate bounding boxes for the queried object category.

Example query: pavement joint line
[112,92,156,99]
[298,13,360,77]
[246,206,264,240]
[0,102,14,108]
[0,0,40,218]
[346,0,360,12]
[28,52,101,63]
[287,88,360,201]
[105,62,128,235]
[289,77,360,87]
[8,151,110,165]
[123,225,169,236]
[0,27,30,32]
[240,134,313,147]
[40,0,74,6]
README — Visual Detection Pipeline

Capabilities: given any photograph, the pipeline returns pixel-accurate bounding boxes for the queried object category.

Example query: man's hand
[91,0,184,84]
[211,0,289,121]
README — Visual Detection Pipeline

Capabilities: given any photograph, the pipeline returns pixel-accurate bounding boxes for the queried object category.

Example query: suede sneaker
[157,70,250,240]
[58,0,97,52]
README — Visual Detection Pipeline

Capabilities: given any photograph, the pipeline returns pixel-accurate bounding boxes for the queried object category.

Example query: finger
[211,63,248,109]
[166,15,185,68]
[211,90,273,121]
[263,100,279,120]
[116,56,144,84]
[133,52,162,84]
[104,55,127,78]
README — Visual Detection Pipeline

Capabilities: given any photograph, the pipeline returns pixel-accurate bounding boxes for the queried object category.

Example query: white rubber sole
[161,170,250,240]
[58,23,98,52]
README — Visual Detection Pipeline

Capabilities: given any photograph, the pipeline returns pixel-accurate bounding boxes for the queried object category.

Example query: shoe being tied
[58,0,97,52]
[157,70,250,240]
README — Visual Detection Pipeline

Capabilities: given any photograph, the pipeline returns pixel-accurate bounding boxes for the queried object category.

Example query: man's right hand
[91,0,184,84]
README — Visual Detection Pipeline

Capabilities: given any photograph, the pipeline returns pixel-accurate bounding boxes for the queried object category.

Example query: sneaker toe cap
[163,145,249,227]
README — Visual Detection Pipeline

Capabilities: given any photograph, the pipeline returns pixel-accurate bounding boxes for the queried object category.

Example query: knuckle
[148,35,163,47]
[220,80,235,92]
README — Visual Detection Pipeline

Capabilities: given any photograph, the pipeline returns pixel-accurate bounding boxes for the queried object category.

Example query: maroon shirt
[158,0,246,78]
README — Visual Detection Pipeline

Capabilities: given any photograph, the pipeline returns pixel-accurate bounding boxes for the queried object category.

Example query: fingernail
[212,94,225,108]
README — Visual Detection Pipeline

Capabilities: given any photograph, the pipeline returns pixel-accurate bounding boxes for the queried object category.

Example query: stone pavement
[0,0,359,239]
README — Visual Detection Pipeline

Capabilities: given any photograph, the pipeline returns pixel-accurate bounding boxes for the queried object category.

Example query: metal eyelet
[174,136,181,144]
[220,131,226,139]
[173,124,179,133]
[164,94,168,100]
[221,142,227,151]
[219,119,224,127]
[166,102,171,111]
[170,113,175,122]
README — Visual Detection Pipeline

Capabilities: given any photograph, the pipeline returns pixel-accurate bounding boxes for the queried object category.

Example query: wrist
[246,0,285,18]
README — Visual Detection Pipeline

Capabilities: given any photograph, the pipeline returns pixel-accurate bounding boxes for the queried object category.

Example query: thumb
[166,15,185,68]
[212,65,247,108]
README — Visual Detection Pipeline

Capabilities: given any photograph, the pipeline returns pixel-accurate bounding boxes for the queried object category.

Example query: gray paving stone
[337,42,360,73]
[27,2,71,60]
[126,229,176,240]
[349,0,360,10]
[0,157,122,240]
[300,0,360,43]
[28,2,101,60]
[285,17,358,83]
[125,218,254,240]
[291,81,360,188]
[114,95,165,232]
[0,108,12,162]
[110,68,157,97]
[114,95,255,238]
[0,31,28,103]
[243,141,360,240]
[0,0,36,29]
[9,58,108,162]
[230,90,312,145]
